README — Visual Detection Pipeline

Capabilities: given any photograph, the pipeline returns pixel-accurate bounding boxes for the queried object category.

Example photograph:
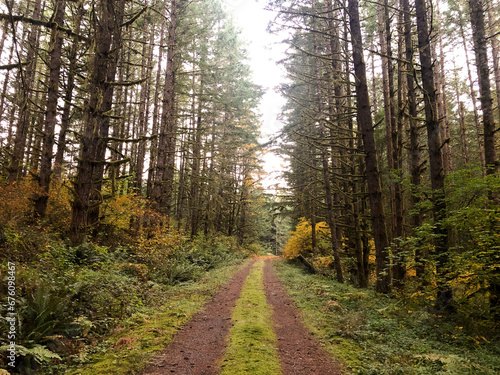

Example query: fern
[0,344,61,364]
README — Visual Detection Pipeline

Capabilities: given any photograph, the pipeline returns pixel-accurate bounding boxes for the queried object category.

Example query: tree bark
[70,0,125,243]
[454,63,470,165]
[313,0,343,283]
[469,0,498,176]
[135,15,154,195]
[54,1,84,177]
[487,0,500,124]
[348,0,391,293]
[469,0,500,317]
[8,0,42,182]
[146,1,167,198]
[152,0,178,218]
[415,0,453,311]
[436,0,452,173]
[34,0,66,218]
[377,6,396,240]
[190,87,204,237]
[458,9,486,172]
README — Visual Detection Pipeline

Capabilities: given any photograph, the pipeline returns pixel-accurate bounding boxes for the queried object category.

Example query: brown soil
[139,260,254,375]
[139,258,342,375]
[263,260,343,375]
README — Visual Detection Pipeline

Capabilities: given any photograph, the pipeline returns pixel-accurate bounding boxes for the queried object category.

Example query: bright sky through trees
[223,0,288,191]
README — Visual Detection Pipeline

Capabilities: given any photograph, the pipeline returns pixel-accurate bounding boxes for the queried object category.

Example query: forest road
[263,260,343,374]
[140,258,343,374]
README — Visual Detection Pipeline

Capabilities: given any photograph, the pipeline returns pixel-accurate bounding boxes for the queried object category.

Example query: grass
[220,259,282,375]
[273,259,500,375]
[66,259,250,375]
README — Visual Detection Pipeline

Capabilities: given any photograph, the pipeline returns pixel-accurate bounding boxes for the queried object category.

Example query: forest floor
[139,257,342,375]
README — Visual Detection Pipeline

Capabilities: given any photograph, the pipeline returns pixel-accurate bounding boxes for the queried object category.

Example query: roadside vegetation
[274,259,500,374]
[67,260,249,375]
[0,183,251,374]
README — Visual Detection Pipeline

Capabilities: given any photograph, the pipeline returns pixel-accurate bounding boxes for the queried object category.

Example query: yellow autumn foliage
[281,217,331,259]
[0,176,39,226]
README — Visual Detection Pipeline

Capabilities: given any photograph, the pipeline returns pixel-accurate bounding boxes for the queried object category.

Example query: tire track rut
[140,260,254,375]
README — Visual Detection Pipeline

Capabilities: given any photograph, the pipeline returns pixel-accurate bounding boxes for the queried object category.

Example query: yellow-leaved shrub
[0,177,38,226]
[281,217,331,259]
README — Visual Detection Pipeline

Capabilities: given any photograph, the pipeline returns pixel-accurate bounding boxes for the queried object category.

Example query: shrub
[281,218,331,259]
[44,179,72,233]
[73,267,141,327]
[0,177,38,227]
[151,257,203,285]
[0,225,51,263]
[133,224,185,266]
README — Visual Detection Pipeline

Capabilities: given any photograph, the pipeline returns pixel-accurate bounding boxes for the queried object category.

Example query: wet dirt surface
[139,258,342,374]
[263,260,343,375]
[140,261,254,375]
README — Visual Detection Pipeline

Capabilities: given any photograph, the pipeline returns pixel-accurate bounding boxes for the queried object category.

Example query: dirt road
[141,258,342,374]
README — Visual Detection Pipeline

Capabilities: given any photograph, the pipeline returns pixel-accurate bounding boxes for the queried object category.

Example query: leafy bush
[0,177,38,227]
[0,266,89,374]
[133,224,185,266]
[188,234,243,268]
[0,202,247,373]
[281,218,331,259]
[44,179,72,233]
[73,267,142,327]
[17,282,74,344]
[275,260,500,374]
[151,257,203,285]
[148,234,244,285]
[394,167,500,322]
[0,225,51,263]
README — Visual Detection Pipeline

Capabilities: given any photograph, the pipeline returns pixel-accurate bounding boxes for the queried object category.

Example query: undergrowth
[220,259,281,375]
[273,259,500,375]
[66,259,249,375]
[0,229,247,374]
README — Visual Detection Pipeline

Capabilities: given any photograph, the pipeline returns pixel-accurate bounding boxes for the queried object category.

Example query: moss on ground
[220,259,281,375]
[273,259,500,375]
[67,260,250,375]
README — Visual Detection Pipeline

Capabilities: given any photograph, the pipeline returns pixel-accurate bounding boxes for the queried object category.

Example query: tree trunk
[435,0,452,173]
[392,4,406,288]
[313,0,343,282]
[469,0,498,176]
[458,10,486,172]
[469,0,500,317]
[487,1,500,124]
[348,0,391,294]
[8,0,42,182]
[415,0,453,311]
[377,6,396,241]
[146,2,167,198]
[152,0,178,218]
[454,62,470,165]
[190,90,204,237]
[34,0,66,218]
[54,1,84,177]
[0,23,13,123]
[70,0,125,243]
[135,16,154,195]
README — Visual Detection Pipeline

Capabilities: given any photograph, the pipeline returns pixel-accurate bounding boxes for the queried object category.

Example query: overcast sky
[223,0,289,191]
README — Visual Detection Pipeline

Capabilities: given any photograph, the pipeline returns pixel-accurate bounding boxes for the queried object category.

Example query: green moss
[68,260,250,375]
[220,259,282,375]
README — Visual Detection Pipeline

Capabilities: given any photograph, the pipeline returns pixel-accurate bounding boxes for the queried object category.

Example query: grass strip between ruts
[220,259,282,375]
